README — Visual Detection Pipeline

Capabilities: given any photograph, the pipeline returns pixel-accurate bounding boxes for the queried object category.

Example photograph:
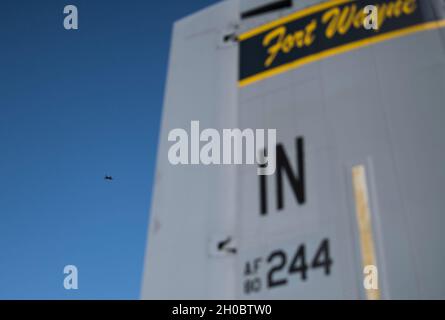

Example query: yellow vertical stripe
[352,165,380,300]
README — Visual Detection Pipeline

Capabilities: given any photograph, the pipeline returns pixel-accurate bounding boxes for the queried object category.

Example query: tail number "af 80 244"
[243,239,333,294]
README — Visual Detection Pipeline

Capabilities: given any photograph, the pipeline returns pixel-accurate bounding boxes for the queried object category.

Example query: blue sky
[0,0,218,299]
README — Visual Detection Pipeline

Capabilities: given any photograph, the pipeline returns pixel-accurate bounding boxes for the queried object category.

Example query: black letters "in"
[259,137,306,215]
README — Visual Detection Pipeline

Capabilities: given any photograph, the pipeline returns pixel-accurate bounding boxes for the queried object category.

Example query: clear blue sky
[0,0,218,299]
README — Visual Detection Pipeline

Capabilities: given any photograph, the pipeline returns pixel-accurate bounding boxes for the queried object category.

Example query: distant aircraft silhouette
[104,175,113,181]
